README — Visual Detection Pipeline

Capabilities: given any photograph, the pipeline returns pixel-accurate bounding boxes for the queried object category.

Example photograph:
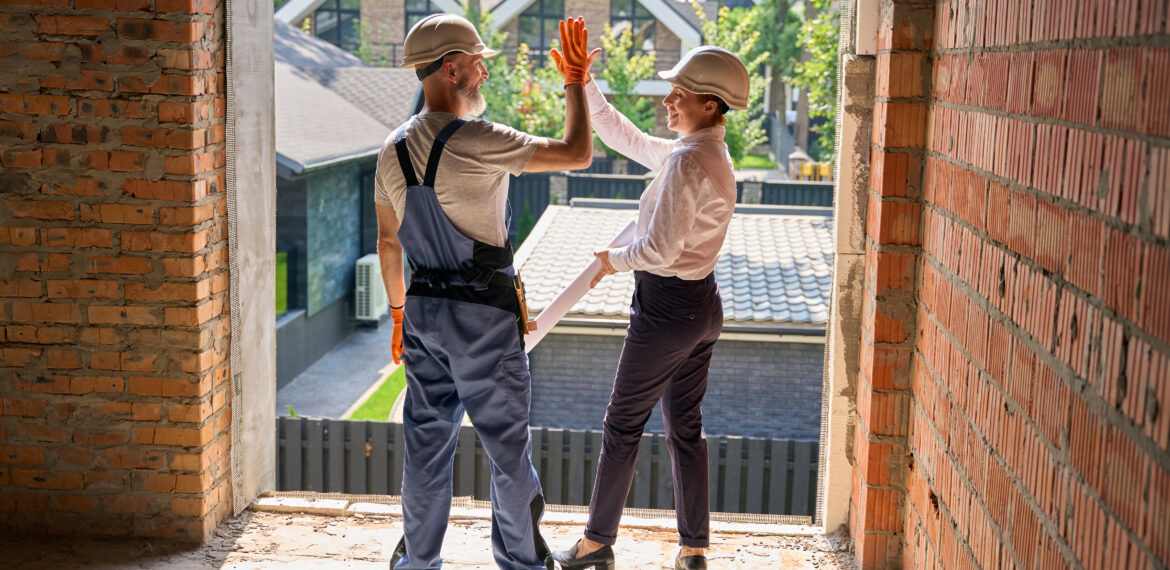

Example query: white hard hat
[401,14,499,69]
[658,46,750,110]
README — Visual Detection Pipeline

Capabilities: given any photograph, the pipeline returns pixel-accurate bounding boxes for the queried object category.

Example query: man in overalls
[372,14,596,569]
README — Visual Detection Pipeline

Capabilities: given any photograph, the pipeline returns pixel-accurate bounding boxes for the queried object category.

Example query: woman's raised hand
[549,17,601,86]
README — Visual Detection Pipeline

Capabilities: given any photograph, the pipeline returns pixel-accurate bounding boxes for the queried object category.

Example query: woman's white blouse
[584,81,736,281]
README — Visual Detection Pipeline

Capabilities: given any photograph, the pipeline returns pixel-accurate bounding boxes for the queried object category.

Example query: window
[405,0,444,34]
[314,0,361,53]
[517,0,563,65]
[609,0,655,54]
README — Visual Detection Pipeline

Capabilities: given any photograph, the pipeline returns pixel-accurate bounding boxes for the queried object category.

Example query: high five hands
[549,17,601,86]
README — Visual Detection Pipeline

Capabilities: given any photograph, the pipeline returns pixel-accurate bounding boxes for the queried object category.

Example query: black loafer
[551,540,615,569]
[389,536,406,567]
[674,551,707,570]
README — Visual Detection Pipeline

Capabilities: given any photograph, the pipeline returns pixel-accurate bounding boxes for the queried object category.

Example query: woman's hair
[701,94,731,126]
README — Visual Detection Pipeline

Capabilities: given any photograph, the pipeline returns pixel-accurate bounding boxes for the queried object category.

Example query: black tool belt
[408,266,530,348]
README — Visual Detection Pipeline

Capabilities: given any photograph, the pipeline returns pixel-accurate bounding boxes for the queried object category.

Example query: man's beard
[457,76,487,117]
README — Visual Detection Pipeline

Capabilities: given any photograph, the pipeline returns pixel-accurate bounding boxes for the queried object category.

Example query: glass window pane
[612,0,631,19]
[547,0,563,15]
[316,10,339,36]
[340,0,359,10]
[543,19,559,48]
[610,19,631,37]
[406,0,427,11]
[341,14,360,51]
[640,23,655,51]
[519,17,539,46]
[635,3,650,17]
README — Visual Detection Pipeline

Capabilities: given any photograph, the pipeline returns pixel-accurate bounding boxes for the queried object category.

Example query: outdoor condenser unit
[355,253,388,321]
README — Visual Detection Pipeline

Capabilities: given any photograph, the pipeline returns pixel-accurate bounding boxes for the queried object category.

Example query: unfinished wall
[0,0,232,539]
[879,0,1169,568]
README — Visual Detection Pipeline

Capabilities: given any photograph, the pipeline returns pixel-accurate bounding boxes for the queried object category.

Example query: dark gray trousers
[584,271,723,548]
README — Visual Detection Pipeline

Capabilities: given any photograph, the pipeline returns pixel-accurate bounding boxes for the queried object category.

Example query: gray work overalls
[388,119,551,569]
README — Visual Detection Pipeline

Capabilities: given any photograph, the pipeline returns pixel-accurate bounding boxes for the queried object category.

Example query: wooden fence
[275,418,818,517]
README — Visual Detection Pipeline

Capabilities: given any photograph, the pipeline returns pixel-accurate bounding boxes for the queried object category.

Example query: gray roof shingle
[275,19,419,173]
[515,201,834,327]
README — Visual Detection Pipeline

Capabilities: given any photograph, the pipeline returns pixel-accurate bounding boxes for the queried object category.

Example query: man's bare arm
[375,204,407,308]
[525,83,592,172]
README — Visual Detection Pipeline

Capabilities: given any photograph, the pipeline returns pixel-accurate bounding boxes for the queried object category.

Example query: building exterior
[273,20,419,386]
[514,200,833,440]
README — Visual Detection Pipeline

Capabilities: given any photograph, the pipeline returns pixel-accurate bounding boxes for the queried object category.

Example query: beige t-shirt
[374,112,540,247]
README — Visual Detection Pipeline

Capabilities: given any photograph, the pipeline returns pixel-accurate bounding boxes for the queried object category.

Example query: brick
[123,230,208,253]
[157,100,213,123]
[1147,48,1170,137]
[0,445,46,465]
[97,450,164,470]
[12,302,82,323]
[88,255,151,275]
[158,48,215,70]
[1141,246,1170,345]
[867,199,923,246]
[55,495,100,514]
[159,203,215,226]
[69,376,123,394]
[46,279,119,299]
[79,203,153,225]
[87,305,160,326]
[12,469,83,490]
[1,150,43,168]
[1,398,48,418]
[74,0,150,9]
[164,152,216,175]
[47,349,80,369]
[116,19,203,42]
[35,15,109,36]
[0,279,42,297]
[1100,48,1145,131]
[79,326,119,344]
[156,0,216,13]
[42,178,108,197]
[125,281,208,302]
[77,98,151,119]
[72,428,128,445]
[1103,229,1142,322]
[122,178,210,201]
[1064,212,1105,297]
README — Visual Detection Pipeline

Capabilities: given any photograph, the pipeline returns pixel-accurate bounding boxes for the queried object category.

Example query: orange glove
[391,306,404,364]
[548,17,600,86]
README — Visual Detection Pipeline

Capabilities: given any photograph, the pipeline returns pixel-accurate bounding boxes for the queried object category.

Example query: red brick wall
[853,0,1170,568]
[0,0,232,539]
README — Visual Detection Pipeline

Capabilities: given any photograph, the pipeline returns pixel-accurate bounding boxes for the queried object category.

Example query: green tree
[468,6,565,138]
[355,20,394,67]
[787,0,839,162]
[595,24,657,156]
[693,4,770,165]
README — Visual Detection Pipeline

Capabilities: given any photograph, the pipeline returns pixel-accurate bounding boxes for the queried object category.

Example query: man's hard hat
[658,46,750,110]
[401,14,499,69]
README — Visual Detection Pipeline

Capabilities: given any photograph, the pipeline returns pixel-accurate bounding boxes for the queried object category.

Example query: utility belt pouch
[513,272,537,335]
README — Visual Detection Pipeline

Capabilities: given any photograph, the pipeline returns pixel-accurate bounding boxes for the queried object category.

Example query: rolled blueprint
[524,220,637,351]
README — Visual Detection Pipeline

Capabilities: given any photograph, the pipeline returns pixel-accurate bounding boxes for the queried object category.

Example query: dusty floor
[0,508,856,569]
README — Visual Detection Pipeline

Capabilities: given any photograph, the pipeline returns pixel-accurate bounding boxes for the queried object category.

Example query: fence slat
[370,422,388,494]
[746,438,766,513]
[546,428,564,505]
[457,428,477,496]
[275,421,283,490]
[792,441,813,516]
[347,422,368,494]
[476,436,490,499]
[634,436,652,508]
[587,431,603,504]
[654,434,672,510]
[282,418,302,490]
[708,437,721,512]
[327,420,345,492]
[567,430,585,505]
[768,439,790,514]
[722,437,743,513]
[390,422,404,494]
[307,419,324,492]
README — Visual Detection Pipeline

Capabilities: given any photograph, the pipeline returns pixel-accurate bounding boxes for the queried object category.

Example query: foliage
[355,20,395,67]
[275,250,288,315]
[735,154,778,170]
[787,0,839,162]
[594,24,657,157]
[285,405,297,418]
[349,365,408,421]
[693,4,769,163]
[462,8,566,137]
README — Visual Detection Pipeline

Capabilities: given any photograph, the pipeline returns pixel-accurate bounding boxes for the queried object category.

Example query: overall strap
[422,119,467,187]
[392,126,419,187]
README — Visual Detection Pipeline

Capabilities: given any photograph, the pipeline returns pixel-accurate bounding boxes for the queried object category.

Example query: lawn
[734,154,778,170]
[349,364,407,421]
[275,251,288,315]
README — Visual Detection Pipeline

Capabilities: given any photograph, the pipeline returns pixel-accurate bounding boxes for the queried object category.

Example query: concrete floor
[0,504,856,569]
[276,322,397,419]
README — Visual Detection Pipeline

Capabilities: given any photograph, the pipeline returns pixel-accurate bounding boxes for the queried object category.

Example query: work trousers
[397,295,547,569]
[585,271,723,548]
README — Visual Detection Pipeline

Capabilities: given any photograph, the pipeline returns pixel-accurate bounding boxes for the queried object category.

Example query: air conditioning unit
[355,253,388,321]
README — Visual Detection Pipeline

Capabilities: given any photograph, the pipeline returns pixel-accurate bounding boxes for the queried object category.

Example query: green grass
[275,251,288,315]
[734,154,778,170]
[349,365,408,421]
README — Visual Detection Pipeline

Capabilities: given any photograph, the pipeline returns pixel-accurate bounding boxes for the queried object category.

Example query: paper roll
[523,220,637,351]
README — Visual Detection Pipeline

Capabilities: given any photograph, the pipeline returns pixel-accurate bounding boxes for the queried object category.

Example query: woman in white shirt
[549,45,751,570]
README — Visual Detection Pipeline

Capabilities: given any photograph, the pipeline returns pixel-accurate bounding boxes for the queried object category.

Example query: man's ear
[442,58,460,84]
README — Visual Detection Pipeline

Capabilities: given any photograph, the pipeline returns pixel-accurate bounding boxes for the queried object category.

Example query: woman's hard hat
[658,46,750,110]
[401,14,499,69]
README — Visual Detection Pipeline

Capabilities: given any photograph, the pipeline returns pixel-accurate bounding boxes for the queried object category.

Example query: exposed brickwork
[0,0,230,540]
[850,0,1170,568]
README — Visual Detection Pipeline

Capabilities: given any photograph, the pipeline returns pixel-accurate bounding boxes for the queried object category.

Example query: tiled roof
[274,19,418,173]
[514,200,834,327]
